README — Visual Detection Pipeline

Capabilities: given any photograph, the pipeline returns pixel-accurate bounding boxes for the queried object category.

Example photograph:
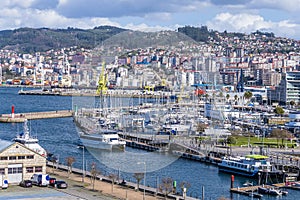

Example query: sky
[1,0,300,40]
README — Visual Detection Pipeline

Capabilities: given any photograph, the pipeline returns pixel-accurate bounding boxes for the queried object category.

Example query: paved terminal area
[0,167,175,200]
[0,179,118,200]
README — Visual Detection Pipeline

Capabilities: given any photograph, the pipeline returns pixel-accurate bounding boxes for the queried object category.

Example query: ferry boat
[74,115,126,151]
[218,155,271,177]
[13,119,47,157]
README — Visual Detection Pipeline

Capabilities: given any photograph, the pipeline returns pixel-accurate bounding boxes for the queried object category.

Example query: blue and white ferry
[218,155,271,177]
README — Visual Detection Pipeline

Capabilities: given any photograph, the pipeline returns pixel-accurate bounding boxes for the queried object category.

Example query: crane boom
[96,62,108,95]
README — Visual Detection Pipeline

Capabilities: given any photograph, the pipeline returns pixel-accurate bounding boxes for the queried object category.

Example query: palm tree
[90,162,100,191]
[234,94,238,105]
[226,94,230,103]
[133,172,144,191]
[108,173,118,193]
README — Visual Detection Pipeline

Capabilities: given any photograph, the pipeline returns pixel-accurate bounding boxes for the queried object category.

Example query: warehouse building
[0,139,46,184]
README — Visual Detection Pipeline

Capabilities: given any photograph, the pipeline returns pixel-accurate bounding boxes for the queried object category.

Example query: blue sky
[1,0,300,39]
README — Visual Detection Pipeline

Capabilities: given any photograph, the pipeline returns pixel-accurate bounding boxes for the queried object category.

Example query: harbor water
[0,87,299,200]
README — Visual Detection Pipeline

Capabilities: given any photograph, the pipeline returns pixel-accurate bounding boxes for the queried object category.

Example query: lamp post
[138,162,146,200]
[77,145,85,182]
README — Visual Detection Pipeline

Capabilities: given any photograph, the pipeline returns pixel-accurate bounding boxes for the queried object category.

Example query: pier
[230,184,292,198]
[0,110,73,123]
[18,88,174,99]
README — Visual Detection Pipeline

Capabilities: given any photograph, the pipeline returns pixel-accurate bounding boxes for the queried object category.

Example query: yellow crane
[96,62,108,95]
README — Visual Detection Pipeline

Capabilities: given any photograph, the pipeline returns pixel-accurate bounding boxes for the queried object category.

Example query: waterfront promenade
[46,162,196,200]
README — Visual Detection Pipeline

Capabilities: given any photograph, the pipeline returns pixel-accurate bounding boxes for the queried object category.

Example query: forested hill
[0,25,279,54]
[0,26,127,53]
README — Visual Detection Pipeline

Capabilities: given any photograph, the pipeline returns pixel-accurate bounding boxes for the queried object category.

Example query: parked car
[56,180,68,189]
[49,177,56,187]
[19,180,32,188]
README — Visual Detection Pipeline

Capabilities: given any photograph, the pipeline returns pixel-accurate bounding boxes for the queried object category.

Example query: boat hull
[218,165,257,177]
[80,137,125,151]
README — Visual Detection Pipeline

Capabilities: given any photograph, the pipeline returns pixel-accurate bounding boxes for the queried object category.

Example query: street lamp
[138,161,146,200]
[77,145,85,182]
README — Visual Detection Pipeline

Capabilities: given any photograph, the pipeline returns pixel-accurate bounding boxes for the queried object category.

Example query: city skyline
[1,0,300,39]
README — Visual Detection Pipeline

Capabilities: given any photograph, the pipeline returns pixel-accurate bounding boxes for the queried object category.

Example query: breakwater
[0,110,73,123]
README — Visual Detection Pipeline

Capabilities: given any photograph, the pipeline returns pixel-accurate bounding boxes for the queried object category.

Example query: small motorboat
[258,186,286,196]
[243,181,253,186]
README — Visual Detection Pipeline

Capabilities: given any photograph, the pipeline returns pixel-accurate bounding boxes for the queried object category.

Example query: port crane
[96,62,108,95]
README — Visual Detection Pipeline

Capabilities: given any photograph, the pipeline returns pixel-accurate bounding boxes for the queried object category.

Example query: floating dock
[230,184,290,198]
[0,110,73,123]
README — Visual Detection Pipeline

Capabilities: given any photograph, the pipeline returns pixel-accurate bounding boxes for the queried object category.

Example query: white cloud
[207,13,272,33]
[124,23,171,32]
[207,12,300,39]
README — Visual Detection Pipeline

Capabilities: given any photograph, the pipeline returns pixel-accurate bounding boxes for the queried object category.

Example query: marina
[1,87,300,199]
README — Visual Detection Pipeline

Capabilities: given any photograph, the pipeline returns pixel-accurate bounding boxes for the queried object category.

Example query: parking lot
[0,185,77,200]
[0,174,119,200]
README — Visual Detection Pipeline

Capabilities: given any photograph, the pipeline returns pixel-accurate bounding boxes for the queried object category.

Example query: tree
[227,136,237,145]
[290,100,295,108]
[50,155,58,174]
[205,93,209,101]
[234,94,238,101]
[133,172,144,191]
[243,91,253,102]
[274,106,284,116]
[108,173,118,193]
[66,156,75,178]
[180,181,191,196]
[269,128,293,147]
[226,94,230,102]
[159,177,174,199]
[196,123,208,133]
[90,162,100,191]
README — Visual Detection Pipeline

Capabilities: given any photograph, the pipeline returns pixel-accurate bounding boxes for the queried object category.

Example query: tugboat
[13,119,47,157]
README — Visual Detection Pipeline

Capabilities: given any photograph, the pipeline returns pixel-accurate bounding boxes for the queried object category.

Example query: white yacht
[74,115,126,151]
[79,129,126,150]
[13,119,47,157]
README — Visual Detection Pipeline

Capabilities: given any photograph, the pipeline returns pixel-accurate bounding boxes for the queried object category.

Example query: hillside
[102,30,198,49]
[0,26,127,53]
[0,25,285,54]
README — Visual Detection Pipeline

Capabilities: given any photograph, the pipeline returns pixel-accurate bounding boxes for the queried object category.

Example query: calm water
[0,87,298,200]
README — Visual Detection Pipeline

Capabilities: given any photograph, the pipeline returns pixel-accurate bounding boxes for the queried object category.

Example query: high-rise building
[268,71,300,105]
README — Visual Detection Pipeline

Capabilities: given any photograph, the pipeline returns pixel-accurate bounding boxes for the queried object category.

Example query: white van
[31,174,49,187]
[0,176,8,189]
